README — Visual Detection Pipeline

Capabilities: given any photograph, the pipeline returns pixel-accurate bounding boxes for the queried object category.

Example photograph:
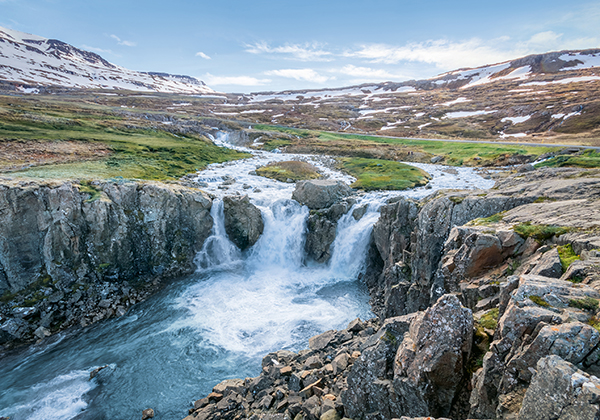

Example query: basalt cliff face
[188,167,600,420]
[0,179,213,349]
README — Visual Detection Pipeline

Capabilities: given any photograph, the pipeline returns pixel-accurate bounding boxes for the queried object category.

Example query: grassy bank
[255,161,321,182]
[253,124,559,166]
[338,157,431,190]
[0,95,248,180]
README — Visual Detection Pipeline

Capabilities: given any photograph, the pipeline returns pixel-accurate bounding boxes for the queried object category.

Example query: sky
[1,0,599,93]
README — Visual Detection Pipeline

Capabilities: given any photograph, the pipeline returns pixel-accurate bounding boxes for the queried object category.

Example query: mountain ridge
[0,26,214,94]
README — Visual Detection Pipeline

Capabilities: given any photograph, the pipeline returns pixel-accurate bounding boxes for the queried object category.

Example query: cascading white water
[327,200,385,279]
[195,199,241,270]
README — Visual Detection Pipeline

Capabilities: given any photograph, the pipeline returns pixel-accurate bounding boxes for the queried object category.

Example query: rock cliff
[0,179,213,348]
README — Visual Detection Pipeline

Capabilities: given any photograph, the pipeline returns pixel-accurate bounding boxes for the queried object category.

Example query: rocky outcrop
[519,356,600,420]
[0,179,213,348]
[469,274,600,419]
[222,195,264,250]
[292,180,353,210]
[182,168,600,420]
[305,199,356,263]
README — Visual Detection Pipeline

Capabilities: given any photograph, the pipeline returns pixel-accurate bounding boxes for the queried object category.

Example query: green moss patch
[338,157,430,191]
[513,222,571,241]
[536,150,600,169]
[569,297,599,311]
[479,308,499,330]
[529,295,551,307]
[471,212,506,226]
[255,160,321,182]
[557,244,581,271]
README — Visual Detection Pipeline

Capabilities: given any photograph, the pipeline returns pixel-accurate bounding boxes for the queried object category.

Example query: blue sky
[1,0,599,93]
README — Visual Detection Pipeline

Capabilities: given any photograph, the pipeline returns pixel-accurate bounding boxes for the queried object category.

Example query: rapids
[0,132,494,420]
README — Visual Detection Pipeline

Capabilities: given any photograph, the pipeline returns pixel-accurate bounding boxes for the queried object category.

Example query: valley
[1,24,600,420]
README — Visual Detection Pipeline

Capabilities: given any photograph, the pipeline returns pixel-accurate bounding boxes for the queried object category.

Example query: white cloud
[203,73,271,86]
[264,68,331,83]
[345,39,521,70]
[245,42,333,61]
[110,34,136,47]
[195,51,211,60]
[333,65,410,82]
[81,45,113,55]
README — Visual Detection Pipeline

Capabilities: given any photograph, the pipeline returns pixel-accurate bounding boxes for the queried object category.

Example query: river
[0,133,494,420]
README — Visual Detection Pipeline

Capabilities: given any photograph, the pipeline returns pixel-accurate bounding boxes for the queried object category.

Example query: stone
[309,330,335,351]
[346,318,364,332]
[292,180,352,210]
[142,408,154,420]
[519,356,600,420]
[89,364,109,380]
[530,247,563,278]
[222,195,264,250]
[34,326,50,339]
[332,353,349,375]
[431,156,444,163]
[305,356,323,369]
[395,294,473,417]
[320,409,341,420]
[213,378,245,396]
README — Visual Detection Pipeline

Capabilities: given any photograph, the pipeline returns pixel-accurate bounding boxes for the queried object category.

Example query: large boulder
[292,180,352,210]
[342,295,472,420]
[519,356,600,420]
[304,200,354,263]
[394,294,473,418]
[222,195,264,250]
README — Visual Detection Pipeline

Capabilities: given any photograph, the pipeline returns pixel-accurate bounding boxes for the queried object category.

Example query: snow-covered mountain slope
[0,26,214,94]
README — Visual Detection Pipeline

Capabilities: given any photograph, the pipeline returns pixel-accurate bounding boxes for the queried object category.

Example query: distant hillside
[205,49,600,143]
[0,26,214,94]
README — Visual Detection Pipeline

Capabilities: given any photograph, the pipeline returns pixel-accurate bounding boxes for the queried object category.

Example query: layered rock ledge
[0,178,213,350]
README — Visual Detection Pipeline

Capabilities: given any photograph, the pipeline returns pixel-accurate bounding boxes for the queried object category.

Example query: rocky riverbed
[184,167,600,420]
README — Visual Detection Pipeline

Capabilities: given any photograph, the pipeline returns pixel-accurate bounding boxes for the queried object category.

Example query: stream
[0,133,494,420]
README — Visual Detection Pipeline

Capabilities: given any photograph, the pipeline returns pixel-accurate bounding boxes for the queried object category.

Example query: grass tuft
[557,244,581,272]
[255,160,321,182]
[569,297,599,311]
[529,295,551,307]
[513,222,571,241]
[338,157,430,191]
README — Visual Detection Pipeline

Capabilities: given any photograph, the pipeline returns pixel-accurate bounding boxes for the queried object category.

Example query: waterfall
[194,199,241,270]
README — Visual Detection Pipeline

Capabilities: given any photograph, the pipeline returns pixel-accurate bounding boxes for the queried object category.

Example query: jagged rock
[519,356,600,420]
[292,180,352,210]
[469,274,600,418]
[309,330,335,351]
[222,195,264,250]
[530,248,562,278]
[142,408,154,419]
[305,214,337,263]
[394,295,473,417]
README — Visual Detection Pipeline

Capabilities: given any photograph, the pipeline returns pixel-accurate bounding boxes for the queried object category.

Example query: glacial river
[0,133,494,420]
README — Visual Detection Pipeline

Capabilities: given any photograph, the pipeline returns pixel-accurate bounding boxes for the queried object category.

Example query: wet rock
[309,330,336,351]
[305,214,337,263]
[519,356,600,420]
[142,408,154,419]
[292,180,352,210]
[431,156,444,163]
[222,195,264,250]
[34,326,50,339]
